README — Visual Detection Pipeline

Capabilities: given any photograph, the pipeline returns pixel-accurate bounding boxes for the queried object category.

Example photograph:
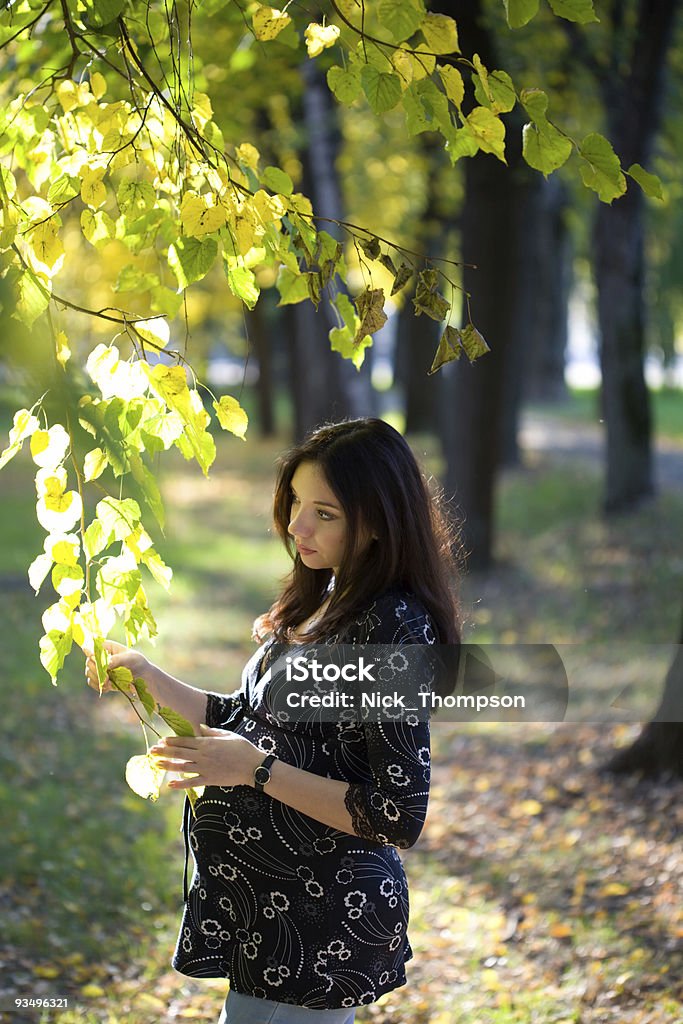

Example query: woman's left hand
[150,725,263,789]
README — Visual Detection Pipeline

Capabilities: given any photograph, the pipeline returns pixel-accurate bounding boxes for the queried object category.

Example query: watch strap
[253,753,277,792]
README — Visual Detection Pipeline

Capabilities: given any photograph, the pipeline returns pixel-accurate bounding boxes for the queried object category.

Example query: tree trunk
[603,612,683,778]
[443,145,520,569]
[523,177,571,404]
[287,63,375,440]
[441,2,527,567]
[594,0,679,513]
[245,300,275,437]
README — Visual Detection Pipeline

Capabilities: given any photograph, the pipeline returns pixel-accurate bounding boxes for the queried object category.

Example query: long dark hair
[256,418,461,644]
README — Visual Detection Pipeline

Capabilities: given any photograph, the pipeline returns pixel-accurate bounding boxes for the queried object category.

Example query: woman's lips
[297,545,316,555]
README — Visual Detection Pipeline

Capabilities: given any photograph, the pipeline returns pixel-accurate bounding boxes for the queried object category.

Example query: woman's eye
[318,510,335,521]
[290,494,300,505]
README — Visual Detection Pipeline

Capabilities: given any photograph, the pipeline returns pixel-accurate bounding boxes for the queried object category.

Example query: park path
[519,409,683,492]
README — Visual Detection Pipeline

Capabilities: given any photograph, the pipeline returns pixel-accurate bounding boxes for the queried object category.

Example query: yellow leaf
[30,424,70,469]
[125,754,166,801]
[420,12,459,54]
[33,965,61,979]
[510,799,543,817]
[304,22,341,58]
[180,192,226,237]
[28,220,65,275]
[466,106,506,162]
[37,489,83,532]
[236,142,260,169]
[55,330,71,367]
[90,72,106,100]
[600,882,630,897]
[481,967,500,990]
[439,64,465,108]
[213,395,248,439]
[80,167,107,209]
[252,5,291,41]
[56,80,79,112]
[80,983,106,998]
[84,447,108,481]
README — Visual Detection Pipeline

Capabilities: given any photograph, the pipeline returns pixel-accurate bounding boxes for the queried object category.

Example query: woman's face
[287,461,350,575]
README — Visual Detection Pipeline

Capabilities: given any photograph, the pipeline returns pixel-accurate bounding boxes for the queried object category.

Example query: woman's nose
[289,508,312,538]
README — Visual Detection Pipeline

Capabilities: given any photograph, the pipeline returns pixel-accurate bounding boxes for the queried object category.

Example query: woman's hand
[84,640,150,693]
[150,726,263,790]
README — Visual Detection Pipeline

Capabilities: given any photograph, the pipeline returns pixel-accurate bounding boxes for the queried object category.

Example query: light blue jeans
[218,990,357,1023]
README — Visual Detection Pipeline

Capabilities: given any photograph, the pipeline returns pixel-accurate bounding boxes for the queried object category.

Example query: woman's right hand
[84,640,150,694]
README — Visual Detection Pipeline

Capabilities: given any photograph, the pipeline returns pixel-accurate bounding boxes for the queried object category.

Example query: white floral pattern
[172,587,437,1010]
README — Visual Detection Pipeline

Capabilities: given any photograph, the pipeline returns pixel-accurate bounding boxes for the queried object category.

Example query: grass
[528,386,683,443]
[0,408,681,1024]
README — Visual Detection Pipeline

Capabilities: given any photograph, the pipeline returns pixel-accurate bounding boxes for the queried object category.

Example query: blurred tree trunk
[288,63,375,440]
[603,612,683,778]
[441,1,526,566]
[245,302,275,437]
[593,0,679,513]
[397,136,453,436]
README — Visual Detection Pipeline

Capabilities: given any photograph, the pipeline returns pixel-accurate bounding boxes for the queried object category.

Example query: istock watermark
[257,643,683,725]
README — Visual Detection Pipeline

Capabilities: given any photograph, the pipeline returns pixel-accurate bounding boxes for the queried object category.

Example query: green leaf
[14,269,50,327]
[83,0,126,27]
[522,122,572,173]
[40,627,73,684]
[81,209,115,248]
[473,64,516,114]
[360,66,402,114]
[47,175,80,206]
[429,325,462,374]
[143,365,215,475]
[168,236,218,289]
[213,395,249,439]
[329,325,372,370]
[627,163,664,200]
[413,268,450,321]
[261,166,293,196]
[419,12,459,53]
[327,65,363,104]
[276,267,311,305]
[114,266,160,293]
[378,0,425,42]
[546,0,599,24]
[125,754,165,801]
[158,705,195,736]
[579,132,626,203]
[133,677,157,717]
[128,452,165,529]
[96,497,142,541]
[83,519,109,560]
[504,0,540,27]
[141,549,173,589]
[466,107,506,162]
[118,180,156,219]
[109,666,135,694]
[226,264,260,309]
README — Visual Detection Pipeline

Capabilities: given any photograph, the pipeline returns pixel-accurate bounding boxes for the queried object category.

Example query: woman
[86,418,460,1023]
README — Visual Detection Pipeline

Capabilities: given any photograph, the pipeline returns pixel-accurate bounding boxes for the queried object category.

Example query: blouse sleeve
[204,688,243,729]
[342,593,436,850]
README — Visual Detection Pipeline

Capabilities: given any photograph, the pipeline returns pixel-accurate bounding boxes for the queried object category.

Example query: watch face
[255,766,270,785]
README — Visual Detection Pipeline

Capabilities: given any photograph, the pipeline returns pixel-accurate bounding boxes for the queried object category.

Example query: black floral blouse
[172,588,437,1009]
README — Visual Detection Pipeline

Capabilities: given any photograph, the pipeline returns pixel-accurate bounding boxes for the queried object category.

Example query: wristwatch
[253,753,277,793]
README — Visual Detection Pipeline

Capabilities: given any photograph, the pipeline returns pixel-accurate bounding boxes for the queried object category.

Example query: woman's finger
[152,757,197,771]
